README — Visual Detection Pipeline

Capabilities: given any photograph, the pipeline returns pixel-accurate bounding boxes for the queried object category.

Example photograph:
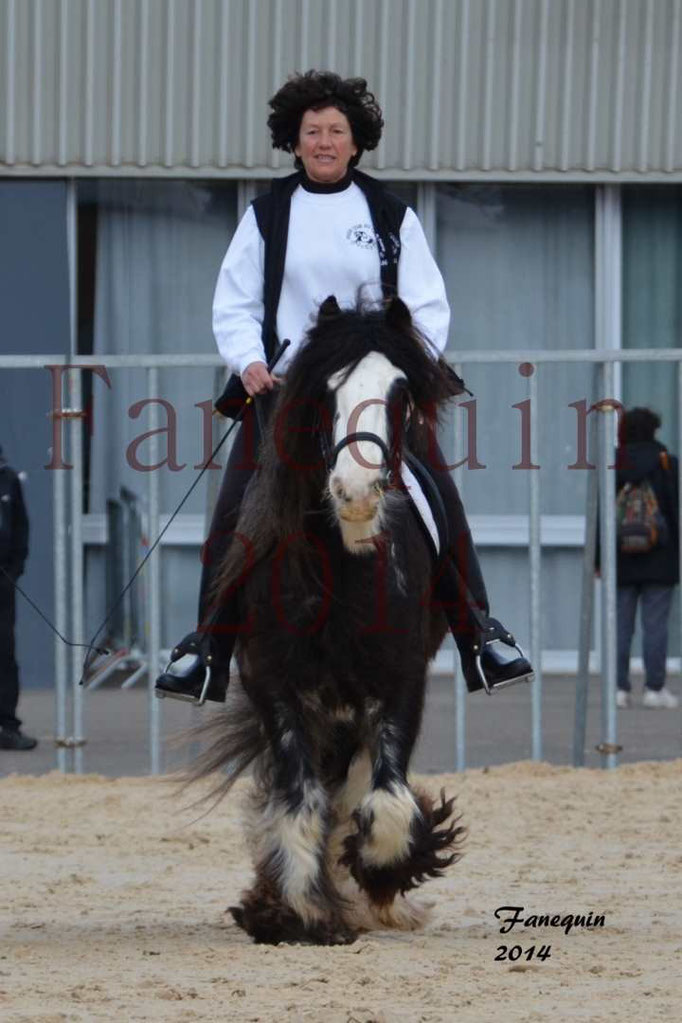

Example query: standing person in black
[0,445,37,750]
[156,70,533,703]
[615,408,680,710]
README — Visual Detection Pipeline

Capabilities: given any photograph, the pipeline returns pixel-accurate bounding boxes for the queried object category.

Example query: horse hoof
[304,923,358,946]
[228,905,245,928]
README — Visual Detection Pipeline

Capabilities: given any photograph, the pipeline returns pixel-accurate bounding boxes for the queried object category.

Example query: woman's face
[294,106,358,183]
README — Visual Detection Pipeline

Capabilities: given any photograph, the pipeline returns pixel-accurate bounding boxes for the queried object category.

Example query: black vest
[215,170,407,417]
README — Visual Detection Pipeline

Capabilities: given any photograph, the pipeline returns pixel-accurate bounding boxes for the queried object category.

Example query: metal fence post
[528,365,542,760]
[573,464,598,767]
[69,367,86,773]
[146,367,162,775]
[573,369,600,766]
[452,363,466,772]
[597,362,619,769]
[52,387,69,772]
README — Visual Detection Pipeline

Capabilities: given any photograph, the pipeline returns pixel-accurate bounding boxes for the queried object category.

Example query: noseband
[317,377,411,482]
[322,430,393,476]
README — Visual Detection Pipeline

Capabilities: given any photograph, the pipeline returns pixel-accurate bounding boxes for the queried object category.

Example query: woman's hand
[241,361,280,396]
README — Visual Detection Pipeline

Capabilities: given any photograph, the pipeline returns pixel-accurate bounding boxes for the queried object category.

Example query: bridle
[318,394,411,485]
[320,428,393,477]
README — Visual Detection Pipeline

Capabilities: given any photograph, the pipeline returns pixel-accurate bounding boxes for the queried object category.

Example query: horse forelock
[282,305,452,416]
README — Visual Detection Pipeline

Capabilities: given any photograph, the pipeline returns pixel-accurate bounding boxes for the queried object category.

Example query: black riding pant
[0,572,21,732]
[197,400,489,646]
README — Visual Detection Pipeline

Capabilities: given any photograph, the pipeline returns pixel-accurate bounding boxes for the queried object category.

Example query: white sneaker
[642,687,680,709]
[616,690,631,709]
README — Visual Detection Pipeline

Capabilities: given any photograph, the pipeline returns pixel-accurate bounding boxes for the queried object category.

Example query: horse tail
[178,683,267,806]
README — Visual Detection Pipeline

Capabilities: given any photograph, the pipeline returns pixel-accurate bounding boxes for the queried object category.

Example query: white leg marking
[334,748,373,819]
[358,784,420,867]
[243,772,329,924]
[328,755,432,933]
[374,895,434,931]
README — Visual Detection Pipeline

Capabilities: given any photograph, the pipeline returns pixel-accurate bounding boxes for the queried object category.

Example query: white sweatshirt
[212,181,450,376]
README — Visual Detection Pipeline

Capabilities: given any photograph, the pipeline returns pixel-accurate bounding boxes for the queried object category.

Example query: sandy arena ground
[2,760,681,1022]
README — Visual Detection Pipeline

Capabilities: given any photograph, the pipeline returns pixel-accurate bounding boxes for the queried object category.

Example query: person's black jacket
[615,440,679,586]
[0,460,29,579]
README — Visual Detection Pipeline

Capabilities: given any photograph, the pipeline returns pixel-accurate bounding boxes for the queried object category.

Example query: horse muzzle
[326,430,393,525]
[336,499,380,523]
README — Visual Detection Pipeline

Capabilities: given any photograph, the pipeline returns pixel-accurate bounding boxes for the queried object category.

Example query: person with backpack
[0,444,37,749]
[614,408,680,709]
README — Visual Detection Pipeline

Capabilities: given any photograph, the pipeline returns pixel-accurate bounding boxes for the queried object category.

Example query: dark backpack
[616,453,670,554]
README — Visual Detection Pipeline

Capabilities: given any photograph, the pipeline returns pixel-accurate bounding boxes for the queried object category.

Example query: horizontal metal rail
[4,348,682,369]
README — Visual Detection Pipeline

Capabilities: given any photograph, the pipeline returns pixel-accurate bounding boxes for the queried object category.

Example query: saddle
[399,452,528,691]
[400,451,449,560]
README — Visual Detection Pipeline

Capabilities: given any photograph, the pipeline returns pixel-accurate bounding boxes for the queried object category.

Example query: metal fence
[1,349,681,774]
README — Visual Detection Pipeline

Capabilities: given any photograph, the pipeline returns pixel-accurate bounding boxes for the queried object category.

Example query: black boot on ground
[0,727,38,750]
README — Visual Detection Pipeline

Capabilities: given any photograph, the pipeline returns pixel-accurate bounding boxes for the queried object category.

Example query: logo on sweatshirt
[346,224,376,249]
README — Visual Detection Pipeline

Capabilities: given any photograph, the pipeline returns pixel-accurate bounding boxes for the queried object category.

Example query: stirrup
[472,619,534,695]
[154,629,220,706]
[474,643,535,695]
[155,663,214,706]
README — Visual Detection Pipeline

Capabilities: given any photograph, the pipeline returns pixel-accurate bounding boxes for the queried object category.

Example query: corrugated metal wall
[1,0,681,178]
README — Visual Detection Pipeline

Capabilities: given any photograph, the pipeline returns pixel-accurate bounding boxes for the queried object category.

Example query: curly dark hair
[620,406,661,444]
[267,70,384,168]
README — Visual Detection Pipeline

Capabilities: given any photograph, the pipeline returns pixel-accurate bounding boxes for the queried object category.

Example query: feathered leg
[230,701,356,945]
[341,712,465,911]
[327,746,437,931]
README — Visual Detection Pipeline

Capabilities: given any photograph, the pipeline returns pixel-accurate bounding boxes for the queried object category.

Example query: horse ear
[385,297,412,331]
[318,295,342,321]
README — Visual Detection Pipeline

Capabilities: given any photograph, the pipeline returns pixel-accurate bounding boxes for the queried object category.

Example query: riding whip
[78,339,290,684]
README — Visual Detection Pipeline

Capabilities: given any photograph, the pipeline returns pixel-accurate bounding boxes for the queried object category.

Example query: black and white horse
[193,297,465,945]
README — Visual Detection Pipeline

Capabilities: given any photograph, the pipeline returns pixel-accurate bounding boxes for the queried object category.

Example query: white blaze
[328,352,404,551]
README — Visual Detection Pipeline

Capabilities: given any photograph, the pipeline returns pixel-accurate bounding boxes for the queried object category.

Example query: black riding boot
[416,438,534,694]
[154,628,232,704]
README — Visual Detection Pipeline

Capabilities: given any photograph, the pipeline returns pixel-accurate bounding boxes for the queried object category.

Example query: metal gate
[1,349,680,773]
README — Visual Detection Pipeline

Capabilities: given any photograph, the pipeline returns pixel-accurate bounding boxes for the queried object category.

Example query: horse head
[325,346,407,550]
[259,296,462,552]
[317,296,443,552]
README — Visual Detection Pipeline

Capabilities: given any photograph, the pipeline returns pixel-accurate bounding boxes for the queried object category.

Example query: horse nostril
[373,478,387,496]
[331,476,345,501]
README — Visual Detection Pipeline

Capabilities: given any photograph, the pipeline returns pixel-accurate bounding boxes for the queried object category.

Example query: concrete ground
[2,672,680,778]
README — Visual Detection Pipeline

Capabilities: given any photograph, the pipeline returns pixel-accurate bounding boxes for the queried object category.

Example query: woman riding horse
[156,70,532,702]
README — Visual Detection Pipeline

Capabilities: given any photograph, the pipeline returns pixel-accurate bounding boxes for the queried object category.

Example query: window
[622,186,682,450]
[436,184,595,516]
